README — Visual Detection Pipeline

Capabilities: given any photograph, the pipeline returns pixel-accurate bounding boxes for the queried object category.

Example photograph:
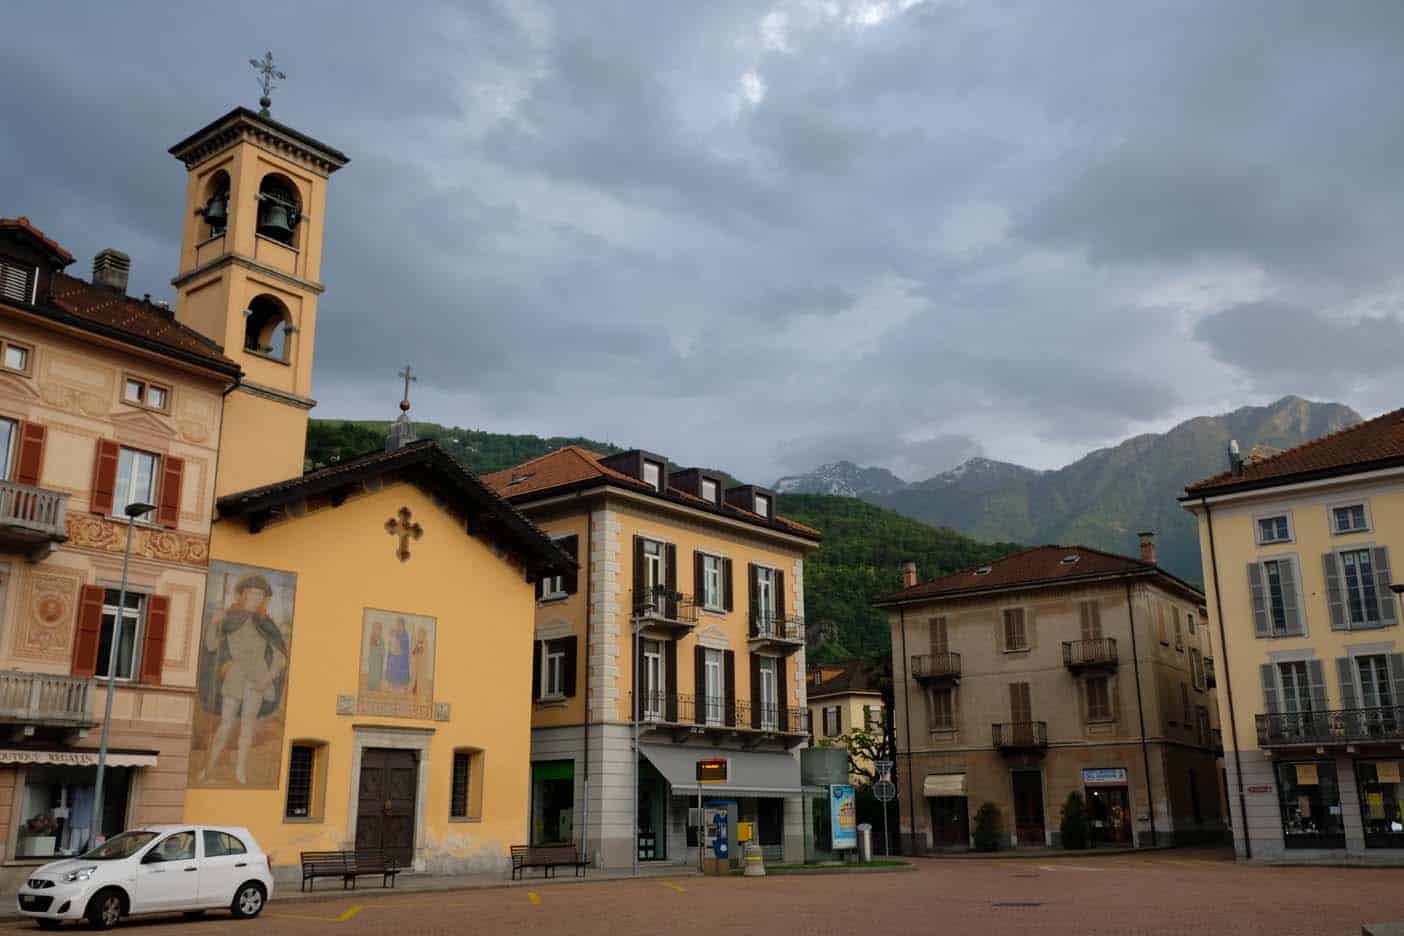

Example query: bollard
[742,840,766,877]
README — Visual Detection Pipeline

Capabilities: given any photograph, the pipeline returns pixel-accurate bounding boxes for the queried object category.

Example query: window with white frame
[1340,548,1382,627]
[754,493,770,518]
[1356,654,1395,709]
[1333,503,1370,535]
[642,639,665,720]
[642,460,662,491]
[0,417,16,482]
[704,649,723,725]
[758,657,777,730]
[701,478,719,504]
[1256,514,1292,545]
[113,447,160,518]
[702,554,723,610]
[1254,558,1301,636]
[755,566,776,628]
[541,538,569,599]
[0,338,31,374]
[541,642,566,698]
[122,375,170,412]
[822,705,840,737]
[98,589,144,680]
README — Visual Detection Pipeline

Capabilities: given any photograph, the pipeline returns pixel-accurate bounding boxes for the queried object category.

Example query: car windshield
[81,830,159,860]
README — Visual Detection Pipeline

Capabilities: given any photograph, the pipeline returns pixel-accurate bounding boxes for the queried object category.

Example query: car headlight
[64,866,98,883]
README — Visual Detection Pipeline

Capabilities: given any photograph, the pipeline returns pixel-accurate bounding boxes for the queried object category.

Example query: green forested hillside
[777,494,1021,662]
[306,419,624,475]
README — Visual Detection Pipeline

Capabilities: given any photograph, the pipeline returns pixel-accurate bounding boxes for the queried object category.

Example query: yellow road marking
[265,911,346,923]
[661,880,686,892]
[528,891,541,905]
[339,905,364,922]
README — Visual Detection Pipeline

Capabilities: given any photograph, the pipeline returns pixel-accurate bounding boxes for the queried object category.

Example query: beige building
[483,448,821,868]
[1183,413,1404,863]
[807,661,885,781]
[877,542,1225,851]
[0,217,238,884]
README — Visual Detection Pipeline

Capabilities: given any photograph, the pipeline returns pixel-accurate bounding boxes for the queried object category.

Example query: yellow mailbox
[736,821,754,843]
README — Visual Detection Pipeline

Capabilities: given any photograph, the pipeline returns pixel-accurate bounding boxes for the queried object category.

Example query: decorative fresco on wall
[357,608,436,719]
[189,561,296,789]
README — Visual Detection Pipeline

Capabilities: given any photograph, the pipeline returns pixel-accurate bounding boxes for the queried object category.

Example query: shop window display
[1274,760,1345,849]
[15,766,131,859]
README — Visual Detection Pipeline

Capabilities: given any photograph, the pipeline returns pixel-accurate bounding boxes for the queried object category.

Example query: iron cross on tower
[249,50,286,117]
[398,365,416,413]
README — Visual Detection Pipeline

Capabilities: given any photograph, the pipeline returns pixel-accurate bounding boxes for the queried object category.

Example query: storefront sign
[1295,764,1319,786]
[1377,762,1401,785]
[696,758,728,783]
[0,750,157,768]
[1246,785,1273,794]
[923,773,966,797]
[1082,768,1128,787]
[830,784,857,850]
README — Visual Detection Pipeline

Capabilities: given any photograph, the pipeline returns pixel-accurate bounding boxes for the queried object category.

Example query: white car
[16,824,274,930]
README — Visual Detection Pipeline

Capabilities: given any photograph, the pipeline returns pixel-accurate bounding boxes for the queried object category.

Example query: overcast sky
[5,1,1403,483]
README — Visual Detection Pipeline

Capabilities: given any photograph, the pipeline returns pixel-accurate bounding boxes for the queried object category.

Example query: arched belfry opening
[256,174,301,246]
[244,294,293,361]
[199,170,230,239]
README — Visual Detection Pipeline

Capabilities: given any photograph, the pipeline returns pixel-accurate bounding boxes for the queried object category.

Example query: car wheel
[231,882,266,920]
[85,889,124,930]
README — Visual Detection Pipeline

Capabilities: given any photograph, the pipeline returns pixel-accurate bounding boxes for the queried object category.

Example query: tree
[1060,791,1090,850]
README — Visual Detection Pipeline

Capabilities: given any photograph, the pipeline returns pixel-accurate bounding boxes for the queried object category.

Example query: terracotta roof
[873,544,1203,605]
[809,660,883,699]
[0,217,74,264]
[218,439,573,579]
[482,446,821,541]
[1184,407,1404,496]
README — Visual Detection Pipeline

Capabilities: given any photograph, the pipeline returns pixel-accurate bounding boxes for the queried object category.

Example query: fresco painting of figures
[358,608,436,719]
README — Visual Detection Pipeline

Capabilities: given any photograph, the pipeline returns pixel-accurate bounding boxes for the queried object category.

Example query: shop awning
[0,749,157,768]
[640,744,805,797]
[923,773,966,797]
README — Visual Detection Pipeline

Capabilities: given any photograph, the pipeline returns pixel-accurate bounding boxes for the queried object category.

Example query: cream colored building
[1183,412,1404,862]
[807,661,885,781]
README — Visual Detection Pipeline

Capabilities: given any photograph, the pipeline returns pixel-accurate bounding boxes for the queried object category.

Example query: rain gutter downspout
[1124,578,1157,848]
[898,606,917,854]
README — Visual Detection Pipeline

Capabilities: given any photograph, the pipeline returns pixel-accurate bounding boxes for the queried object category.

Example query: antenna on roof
[1228,439,1244,477]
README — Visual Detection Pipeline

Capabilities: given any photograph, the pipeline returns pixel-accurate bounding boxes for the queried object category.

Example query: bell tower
[168,76,348,496]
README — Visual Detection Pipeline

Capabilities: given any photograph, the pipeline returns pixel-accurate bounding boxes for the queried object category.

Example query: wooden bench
[510,844,588,880]
[300,849,401,891]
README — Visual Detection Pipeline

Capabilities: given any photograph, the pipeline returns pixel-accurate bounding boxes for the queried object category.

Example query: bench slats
[300,850,402,891]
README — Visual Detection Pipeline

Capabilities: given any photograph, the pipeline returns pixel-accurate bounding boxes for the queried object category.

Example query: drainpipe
[1202,498,1251,860]
[898,606,917,854]
[1124,579,1157,848]
[580,499,592,863]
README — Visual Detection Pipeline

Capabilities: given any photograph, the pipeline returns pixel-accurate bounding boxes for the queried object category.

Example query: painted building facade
[482,451,822,868]
[0,217,238,886]
[807,661,886,782]
[878,544,1226,852]
[1183,411,1404,863]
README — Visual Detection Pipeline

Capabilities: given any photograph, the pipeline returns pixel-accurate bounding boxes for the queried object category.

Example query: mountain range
[774,396,1361,582]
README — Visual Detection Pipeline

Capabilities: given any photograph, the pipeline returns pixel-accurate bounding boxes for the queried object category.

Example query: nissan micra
[16,825,273,929]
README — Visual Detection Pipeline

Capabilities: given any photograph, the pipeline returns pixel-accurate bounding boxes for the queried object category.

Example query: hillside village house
[0,217,239,885]
[808,661,886,781]
[157,103,571,875]
[1183,412,1404,863]
[482,450,822,868]
[877,542,1225,852]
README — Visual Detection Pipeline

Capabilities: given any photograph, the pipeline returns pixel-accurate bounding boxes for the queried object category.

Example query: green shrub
[1060,791,1090,849]
[972,802,1001,852]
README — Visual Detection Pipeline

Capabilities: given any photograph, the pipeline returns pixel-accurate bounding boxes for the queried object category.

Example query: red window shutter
[72,585,105,677]
[90,439,120,515]
[156,455,184,528]
[13,422,46,487]
[139,595,169,685]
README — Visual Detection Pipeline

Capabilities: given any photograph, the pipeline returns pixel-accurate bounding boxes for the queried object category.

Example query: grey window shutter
[1390,653,1404,704]
[1373,547,1396,624]
[1307,659,1328,712]
[1247,563,1269,637]
[1279,559,1302,635]
[1336,657,1358,710]
[1259,663,1280,713]
[1323,553,1347,631]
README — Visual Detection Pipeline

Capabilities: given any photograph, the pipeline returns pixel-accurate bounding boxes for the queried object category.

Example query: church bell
[201,192,228,231]
[257,198,297,241]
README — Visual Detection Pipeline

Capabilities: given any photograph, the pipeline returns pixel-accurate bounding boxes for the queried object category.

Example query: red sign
[1246,784,1273,794]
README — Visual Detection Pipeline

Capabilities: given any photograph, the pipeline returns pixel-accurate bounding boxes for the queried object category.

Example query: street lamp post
[90,501,156,848]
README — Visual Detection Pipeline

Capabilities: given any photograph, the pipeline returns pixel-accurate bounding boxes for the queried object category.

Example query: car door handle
[235,863,248,868]
[183,867,197,872]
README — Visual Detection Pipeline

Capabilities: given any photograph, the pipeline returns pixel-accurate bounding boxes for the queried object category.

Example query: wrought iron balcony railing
[911,652,961,683]
[992,720,1048,751]
[634,693,808,735]
[749,614,805,644]
[631,585,699,627]
[0,671,94,727]
[1062,638,1119,671]
[1256,707,1404,747]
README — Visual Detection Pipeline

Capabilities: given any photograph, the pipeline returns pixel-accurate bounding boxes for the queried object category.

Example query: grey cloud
[1195,301,1404,384]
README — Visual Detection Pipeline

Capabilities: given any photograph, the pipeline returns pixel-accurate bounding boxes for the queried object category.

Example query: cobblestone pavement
[3,848,1402,935]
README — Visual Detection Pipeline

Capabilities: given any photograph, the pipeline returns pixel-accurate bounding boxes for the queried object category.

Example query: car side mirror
[140,851,163,865]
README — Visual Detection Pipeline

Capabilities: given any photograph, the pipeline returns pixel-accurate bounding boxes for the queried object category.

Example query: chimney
[1138,531,1157,566]
[92,249,131,293]
[900,559,918,589]
[1228,439,1244,477]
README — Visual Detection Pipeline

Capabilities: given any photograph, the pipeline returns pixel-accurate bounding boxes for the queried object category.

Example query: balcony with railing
[1204,656,1217,690]
[992,720,1048,754]
[635,691,808,745]
[1062,638,1118,673]
[748,614,805,655]
[1256,707,1404,748]
[911,652,961,686]
[0,671,94,730]
[631,585,698,638]
[0,480,69,560]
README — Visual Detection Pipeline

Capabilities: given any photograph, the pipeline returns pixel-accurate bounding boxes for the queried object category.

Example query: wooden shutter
[138,595,169,685]
[664,640,678,722]
[722,559,734,612]
[561,535,579,595]
[664,543,678,619]
[723,650,736,726]
[1320,553,1345,630]
[90,439,120,516]
[1278,559,1301,635]
[1259,663,1279,714]
[750,655,762,729]
[1306,659,1328,712]
[776,660,788,731]
[1010,682,1031,722]
[561,635,578,697]
[632,536,645,605]
[747,564,759,630]
[71,585,104,677]
[774,569,786,622]
[156,455,183,528]
[531,640,542,701]
[13,421,46,487]
[1080,601,1101,641]
[1003,608,1025,650]
[929,617,947,655]
[1373,547,1395,624]
[1248,563,1270,636]
[1336,657,1358,710]
[694,646,706,725]
[694,551,705,607]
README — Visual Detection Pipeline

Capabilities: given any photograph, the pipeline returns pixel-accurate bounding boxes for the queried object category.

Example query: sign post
[874,759,896,858]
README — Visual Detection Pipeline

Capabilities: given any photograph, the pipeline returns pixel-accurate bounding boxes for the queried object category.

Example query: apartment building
[483,450,822,868]
[0,217,238,884]
[808,661,886,781]
[1183,412,1404,863]
[877,542,1225,852]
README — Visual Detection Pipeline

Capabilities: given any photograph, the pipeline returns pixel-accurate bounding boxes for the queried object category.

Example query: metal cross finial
[249,51,286,117]
[385,506,424,563]
[398,365,416,413]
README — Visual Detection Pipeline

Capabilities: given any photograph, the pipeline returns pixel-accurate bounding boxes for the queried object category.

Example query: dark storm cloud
[3,0,1400,481]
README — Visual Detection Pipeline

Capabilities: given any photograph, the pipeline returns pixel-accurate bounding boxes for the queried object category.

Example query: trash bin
[857,823,873,863]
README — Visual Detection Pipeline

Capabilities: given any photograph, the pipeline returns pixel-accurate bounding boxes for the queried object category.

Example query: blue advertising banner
[830,784,857,849]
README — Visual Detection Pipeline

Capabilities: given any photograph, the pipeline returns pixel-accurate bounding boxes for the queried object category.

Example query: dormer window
[1060,554,1080,565]
[0,259,34,305]
[974,566,992,576]
[754,493,770,517]
[701,478,719,504]
[643,460,662,491]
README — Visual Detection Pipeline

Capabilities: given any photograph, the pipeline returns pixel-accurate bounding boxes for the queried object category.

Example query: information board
[830,784,857,850]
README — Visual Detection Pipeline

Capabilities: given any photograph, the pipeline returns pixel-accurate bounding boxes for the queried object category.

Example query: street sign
[696,757,728,783]
[873,780,896,802]
[875,759,894,783]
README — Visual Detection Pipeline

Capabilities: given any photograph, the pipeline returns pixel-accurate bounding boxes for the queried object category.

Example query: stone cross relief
[385,506,423,563]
